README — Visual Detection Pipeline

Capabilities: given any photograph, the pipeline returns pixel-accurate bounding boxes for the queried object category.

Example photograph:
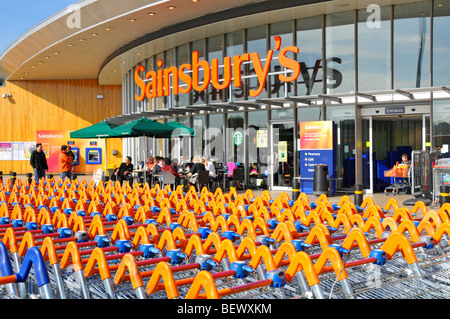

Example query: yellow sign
[257,130,267,148]
[279,141,288,163]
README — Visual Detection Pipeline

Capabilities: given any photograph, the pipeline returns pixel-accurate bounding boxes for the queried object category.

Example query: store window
[357,5,391,92]
[246,26,268,100]
[177,43,191,107]
[192,39,206,105]
[193,115,205,157]
[325,11,355,94]
[225,30,245,102]
[207,35,225,104]
[226,112,245,165]
[269,21,294,98]
[393,1,430,88]
[207,114,224,163]
[433,0,450,86]
[433,100,450,158]
[296,16,323,96]
[326,105,355,190]
[248,111,268,181]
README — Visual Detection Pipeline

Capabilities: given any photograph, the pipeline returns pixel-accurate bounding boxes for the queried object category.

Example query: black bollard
[0,171,3,183]
[440,185,450,207]
[354,184,363,206]
[292,177,300,201]
[26,173,32,185]
[230,180,237,192]
[313,164,329,196]
[10,172,16,186]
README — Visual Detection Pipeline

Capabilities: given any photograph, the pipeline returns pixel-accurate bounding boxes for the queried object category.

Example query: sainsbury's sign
[134,36,301,101]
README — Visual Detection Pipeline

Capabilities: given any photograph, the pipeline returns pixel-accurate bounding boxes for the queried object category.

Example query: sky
[0,0,80,54]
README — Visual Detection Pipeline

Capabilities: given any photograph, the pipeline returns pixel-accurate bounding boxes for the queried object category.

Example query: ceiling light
[31,65,36,69]
[19,77,24,80]
[24,72,29,75]
[79,38,86,42]
[129,18,137,22]
[168,6,176,9]
[38,61,44,64]
[44,56,50,60]
[148,12,156,15]
[54,51,60,55]
[91,33,98,36]
[105,27,113,31]
[68,44,75,47]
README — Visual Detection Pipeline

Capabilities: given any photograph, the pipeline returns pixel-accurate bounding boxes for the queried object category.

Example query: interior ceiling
[0,0,424,85]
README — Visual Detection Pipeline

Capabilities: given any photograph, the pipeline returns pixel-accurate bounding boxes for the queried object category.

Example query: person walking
[30,143,48,182]
[59,145,73,181]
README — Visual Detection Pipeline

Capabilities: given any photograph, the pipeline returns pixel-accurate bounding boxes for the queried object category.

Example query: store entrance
[362,113,431,193]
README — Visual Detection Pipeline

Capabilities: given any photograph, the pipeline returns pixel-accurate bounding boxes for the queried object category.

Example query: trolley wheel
[384,190,388,196]
[393,189,398,196]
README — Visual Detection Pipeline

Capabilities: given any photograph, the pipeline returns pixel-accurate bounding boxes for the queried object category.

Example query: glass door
[270,122,294,189]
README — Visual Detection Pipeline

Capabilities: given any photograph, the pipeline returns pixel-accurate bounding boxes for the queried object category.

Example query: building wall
[0,78,123,174]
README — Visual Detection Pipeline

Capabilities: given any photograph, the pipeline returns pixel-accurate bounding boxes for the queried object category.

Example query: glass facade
[121,0,450,190]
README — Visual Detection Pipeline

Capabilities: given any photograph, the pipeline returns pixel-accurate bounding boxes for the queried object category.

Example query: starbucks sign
[233,131,244,146]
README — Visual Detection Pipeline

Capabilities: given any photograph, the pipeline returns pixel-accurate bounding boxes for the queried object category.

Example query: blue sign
[299,121,335,195]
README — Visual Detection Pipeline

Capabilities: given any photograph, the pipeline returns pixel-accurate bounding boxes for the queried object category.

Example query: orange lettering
[233,53,250,88]
[211,57,232,90]
[279,46,300,82]
[134,66,146,101]
[192,51,211,92]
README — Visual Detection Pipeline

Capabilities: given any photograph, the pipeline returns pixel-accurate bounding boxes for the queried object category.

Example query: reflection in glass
[208,35,225,104]
[296,16,323,96]
[227,112,245,164]
[357,6,391,92]
[246,26,267,99]
[325,11,355,94]
[192,39,206,105]
[433,100,450,158]
[193,116,205,156]
[248,111,268,185]
[208,114,224,162]
[226,31,244,102]
[433,0,450,86]
[177,43,190,107]
[270,21,294,98]
[393,1,430,88]
[326,106,355,190]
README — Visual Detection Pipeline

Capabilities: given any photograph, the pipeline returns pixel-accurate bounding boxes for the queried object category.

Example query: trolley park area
[0,172,450,306]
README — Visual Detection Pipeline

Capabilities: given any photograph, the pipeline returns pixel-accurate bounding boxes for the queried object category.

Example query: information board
[299,121,335,194]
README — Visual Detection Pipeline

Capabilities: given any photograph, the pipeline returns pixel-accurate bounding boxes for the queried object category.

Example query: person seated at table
[112,156,134,185]
[180,155,189,169]
[162,157,181,185]
[250,164,258,175]
[146,156,156,171]
[171,158,179,172]
[204,156,216,181]
[226,161,242,189]
[152,157,164,174]
[187,156,205,186]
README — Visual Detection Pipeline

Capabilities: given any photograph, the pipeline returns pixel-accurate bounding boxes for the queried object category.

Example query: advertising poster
[299,121,335,194]
[37,130,106,174]
[0,143,12,161]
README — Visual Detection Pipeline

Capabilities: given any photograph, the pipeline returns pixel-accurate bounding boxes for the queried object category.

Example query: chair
[161,171,176,190]
[232,168,246,190]
[197,170,210,192]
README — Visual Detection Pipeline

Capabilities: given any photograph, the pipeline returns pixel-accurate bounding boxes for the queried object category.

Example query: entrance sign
[299,121,335,194]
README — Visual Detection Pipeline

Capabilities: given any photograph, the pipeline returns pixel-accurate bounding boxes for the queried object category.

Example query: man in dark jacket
[112,156,134,185]
[30,143,48,182]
